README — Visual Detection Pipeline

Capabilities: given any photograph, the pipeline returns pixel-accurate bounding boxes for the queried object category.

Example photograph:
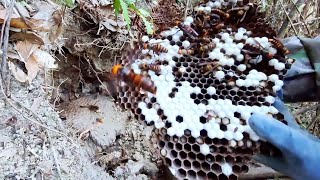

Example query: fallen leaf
[15,40,39,62]
[8,61,28,82]
[0,8,54,31]
[32,48,58,69]
[10,32,44,45]
[25,55,40,81]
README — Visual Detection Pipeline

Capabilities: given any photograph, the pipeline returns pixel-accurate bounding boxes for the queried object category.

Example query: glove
[249,98,320,180]
[280,36,320,102]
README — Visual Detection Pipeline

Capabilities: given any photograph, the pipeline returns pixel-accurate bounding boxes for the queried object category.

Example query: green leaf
[138,8,151,17]
[64,0,75,7]
[119,0,131,28]
[113,0,121,17]
[140,15,154,34]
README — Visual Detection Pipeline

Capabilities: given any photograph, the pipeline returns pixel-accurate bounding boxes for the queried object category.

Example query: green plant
[113,0,154,34]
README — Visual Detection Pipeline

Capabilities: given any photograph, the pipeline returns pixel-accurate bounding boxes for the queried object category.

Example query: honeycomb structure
[115,0,294,179]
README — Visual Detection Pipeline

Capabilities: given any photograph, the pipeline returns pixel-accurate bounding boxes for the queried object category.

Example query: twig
[0,76,78,147]
[293,103,320,116]
[84,58,115,101]
[289,0,312,37]
[46,130,63,179]
[184,0,191,19]
[307,110,320,129]
[278,0,302,37]
[292,17,320,25]
[13,2,32,29]
[1,0,15,97]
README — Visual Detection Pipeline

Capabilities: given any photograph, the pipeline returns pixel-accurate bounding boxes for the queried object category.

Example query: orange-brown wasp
[268,38,290,55]
[176,21,199,39]
[111,64,157,94]
[199,43,216,52]
[139,63,161,73]
[211,9,230,20]
[199,61,220,75]
[143,43,168,54]
[178,49,195,55]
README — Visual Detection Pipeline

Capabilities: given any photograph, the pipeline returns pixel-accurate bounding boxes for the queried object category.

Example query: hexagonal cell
[177,168,187,178]
[170,149,178,158]
[187,169,197,179]
[196,153,205,161]
[215,155,225,163]
[192,144,200,152]
[229,174,238,180]
[201,161,211,172]
[175,143,183,151]
[179,151,187,159]
[241,164,249,173]
[207,172,218,180]
[188,136,196,144]
[192,161,201,171]
[211,163,222,174]
[183,159,192,169]
[183,143,192,152]
[218,174,228,180]
[196,170,206,179]
[225,155,235,164]
[167,142,174,149]
[218,146,227,154]
[173,159,182,167]
[232,164,241,174]
[180,136,187,143]
[188,151,196,160]
[165,157,172,166]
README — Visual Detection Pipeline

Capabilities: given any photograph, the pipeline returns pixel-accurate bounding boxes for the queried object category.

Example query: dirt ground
[0,0,319,179]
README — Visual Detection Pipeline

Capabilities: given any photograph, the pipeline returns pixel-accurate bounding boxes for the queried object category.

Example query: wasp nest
[115,0,294,179]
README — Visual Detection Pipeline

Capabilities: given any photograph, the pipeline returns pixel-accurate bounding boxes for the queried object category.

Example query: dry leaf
[8,61,28,82]
[10,32,44,45]
[25,55,40,81]
[15,40,39,62]
[0,9,53,31]
[32,49,57,69]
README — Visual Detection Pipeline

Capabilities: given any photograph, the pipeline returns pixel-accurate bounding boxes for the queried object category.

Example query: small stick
[14,2,32,29]
[1,0,15,97]
[293,103,320,116]
[184,0,191,19]
[47,130,63,179]
[278,0,302,37]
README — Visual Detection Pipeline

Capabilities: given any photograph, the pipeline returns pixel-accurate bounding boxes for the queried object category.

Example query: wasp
[177,21,199,39]
[242,39,275,62]
[111,64,157,94]
[211,9,230,20]
[143,43,168,54]
[199,61,220,75]
[178,49,194,55]
[139,63,161,73]
[268,38,290,55]
[199,43,216,52]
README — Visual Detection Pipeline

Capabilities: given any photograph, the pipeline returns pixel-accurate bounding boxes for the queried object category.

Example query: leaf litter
[0,0,159,179]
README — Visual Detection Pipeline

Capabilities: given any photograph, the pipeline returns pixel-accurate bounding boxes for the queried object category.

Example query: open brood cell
[115,0,294,179]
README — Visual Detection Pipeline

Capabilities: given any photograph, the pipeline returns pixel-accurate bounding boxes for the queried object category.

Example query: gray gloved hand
[249,98,320,180]
[281,36,320,102]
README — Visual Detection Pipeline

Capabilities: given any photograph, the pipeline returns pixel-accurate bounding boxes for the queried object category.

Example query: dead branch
[278,0,304,37]
[294,102,320,116]
[0,0,15,97]
[289,0,312,37]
